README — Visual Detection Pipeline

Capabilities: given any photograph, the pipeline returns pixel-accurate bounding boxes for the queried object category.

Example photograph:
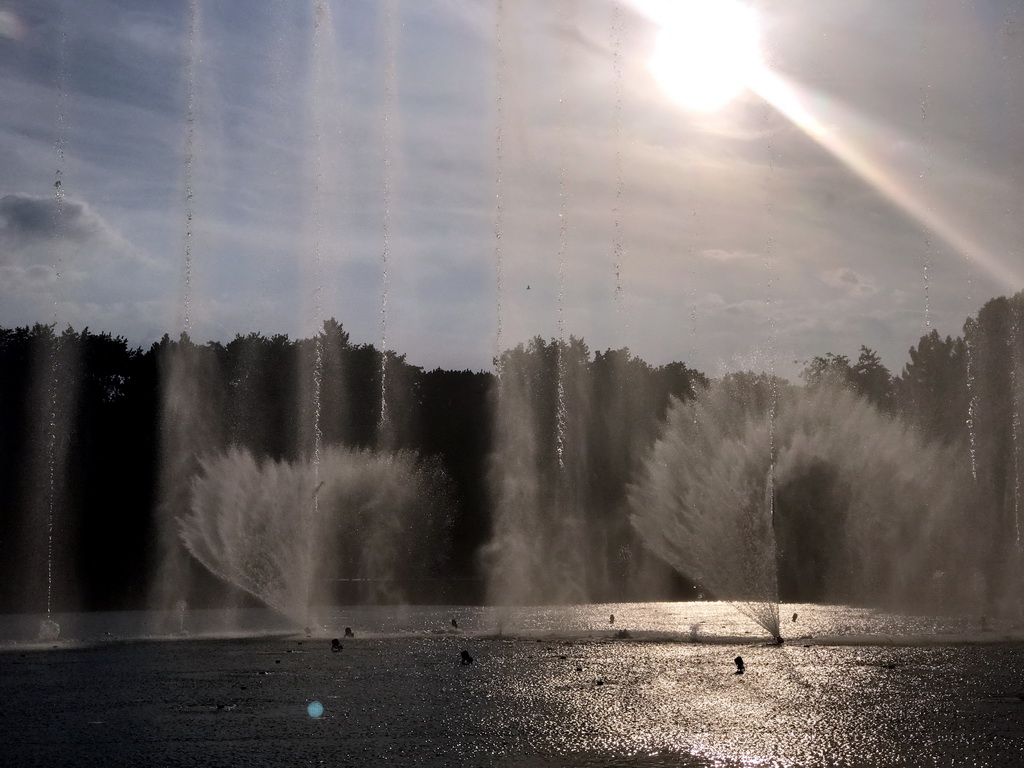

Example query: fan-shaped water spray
[630,379,988,639]
[7,0,1024,653]
[179,446,452,624]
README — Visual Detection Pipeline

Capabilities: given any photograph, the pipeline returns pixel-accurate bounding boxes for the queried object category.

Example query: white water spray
[631,383,979,632]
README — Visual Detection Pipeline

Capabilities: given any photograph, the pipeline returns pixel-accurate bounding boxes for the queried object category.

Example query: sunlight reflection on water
[0,601,1018,646]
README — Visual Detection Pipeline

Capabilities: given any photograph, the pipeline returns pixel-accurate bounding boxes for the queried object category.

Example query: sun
[646,0,762,112]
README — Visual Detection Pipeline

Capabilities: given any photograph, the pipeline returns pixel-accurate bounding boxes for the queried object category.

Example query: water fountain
[179,446,452,624]
[4,0,1023,649]
[629,375,1004,637]
[141,0,436,628]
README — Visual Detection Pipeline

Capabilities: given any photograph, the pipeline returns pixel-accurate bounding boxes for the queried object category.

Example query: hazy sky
[1,0,1022,377]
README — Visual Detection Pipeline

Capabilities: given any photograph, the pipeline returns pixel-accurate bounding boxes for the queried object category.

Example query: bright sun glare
[646,0,762,112]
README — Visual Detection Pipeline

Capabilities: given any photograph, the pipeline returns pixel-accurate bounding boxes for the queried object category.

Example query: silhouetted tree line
[0,318,704,612]
[0,325,159,613]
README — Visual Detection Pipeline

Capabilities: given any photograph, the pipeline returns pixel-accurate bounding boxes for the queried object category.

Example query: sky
[1,0,1022,378]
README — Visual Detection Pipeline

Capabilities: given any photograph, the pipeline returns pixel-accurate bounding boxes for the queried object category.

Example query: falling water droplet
[1008,301,1023,547]
[554,3,572,475]
[688,264,700,429]
[923,245,931,330]
[919,7,933,331]
[180,0,200,336]
[493,0,507,378]
[378,0,398,444]
[964,264,979,482]
[610,0,626,328]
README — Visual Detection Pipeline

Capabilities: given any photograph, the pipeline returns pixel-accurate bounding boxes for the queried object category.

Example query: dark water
[2,604,1023,766]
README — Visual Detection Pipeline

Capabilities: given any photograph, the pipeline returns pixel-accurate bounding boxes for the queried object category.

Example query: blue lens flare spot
[307,700,324,718]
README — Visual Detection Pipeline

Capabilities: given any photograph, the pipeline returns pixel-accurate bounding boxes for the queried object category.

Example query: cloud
[0,190,172,341]
[0,10,26,41]
[0,193,106,251]
[820,267,878,298]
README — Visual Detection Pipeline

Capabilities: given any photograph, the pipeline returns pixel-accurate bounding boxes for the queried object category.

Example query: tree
[850,346,894,411]
[961,293,1024,608]
[800,352,852,389]
[897,329,967,445]
[800,347,893,412]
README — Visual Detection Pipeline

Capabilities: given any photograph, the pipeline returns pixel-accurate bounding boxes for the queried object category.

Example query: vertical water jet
[965,264,979,482]
[610,0,626,327]
[493,0,507,376]
[918,0,935,330]
[35,11,75,639]
[552,2,587,600]
[44,22,70,630]
[1008,302,1022,547]
[377,0,398,446]
[554,26,570,478]
[304,0,334,624]
[181,0,199,337]
[150,0,211,624]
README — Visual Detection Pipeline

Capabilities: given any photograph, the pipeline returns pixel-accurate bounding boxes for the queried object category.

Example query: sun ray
[634,0,1022,294]
[749,68,1023,293]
